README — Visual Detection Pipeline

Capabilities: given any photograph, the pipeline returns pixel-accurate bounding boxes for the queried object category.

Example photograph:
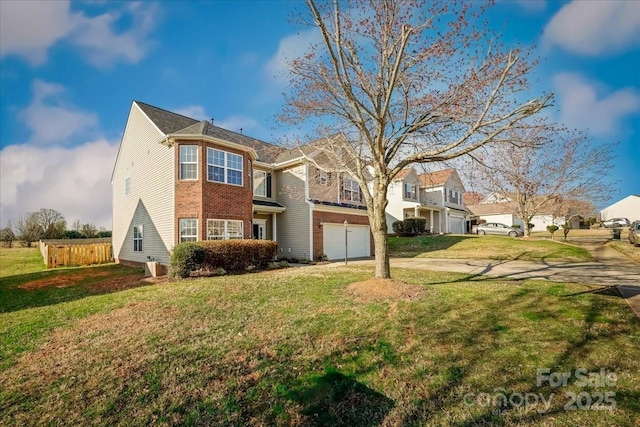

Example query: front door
[253,220,266,239]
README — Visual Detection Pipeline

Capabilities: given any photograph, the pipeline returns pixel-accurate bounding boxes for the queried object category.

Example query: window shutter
[266,173,272,198]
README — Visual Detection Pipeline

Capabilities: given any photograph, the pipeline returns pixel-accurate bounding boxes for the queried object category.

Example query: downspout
[305,163,315,260]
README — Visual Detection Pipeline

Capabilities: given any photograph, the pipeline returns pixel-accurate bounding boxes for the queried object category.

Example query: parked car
[629,220,640,247]
[476,222,524,237]
[602,218,630,228]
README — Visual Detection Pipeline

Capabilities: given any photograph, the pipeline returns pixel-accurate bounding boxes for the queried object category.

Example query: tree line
[0,208,111,248]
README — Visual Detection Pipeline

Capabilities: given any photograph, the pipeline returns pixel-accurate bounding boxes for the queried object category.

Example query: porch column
[445,208,450,233]
[430,210,434,233]
[414,204,420,218]
[272,213,277,242]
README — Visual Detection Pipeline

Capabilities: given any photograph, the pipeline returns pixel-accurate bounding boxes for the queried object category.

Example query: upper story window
[180,146,198,180]
[133,225,143,252]
[207,219,243,240]
[342,176,362,203]
[207,148,243,186]
[253,170,272,197]
[446,189,460,204]
[404,183,417,200]
[125,177,131,196]
[317,171,330,185]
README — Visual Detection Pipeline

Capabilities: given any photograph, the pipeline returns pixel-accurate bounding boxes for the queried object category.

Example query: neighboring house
[599,195,640,222]
[466,192,570,232]
[385,168,468,234]
[112,101,372,265]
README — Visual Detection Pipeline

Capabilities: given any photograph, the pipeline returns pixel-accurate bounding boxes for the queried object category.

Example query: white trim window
[180,146,198,180]
[180,219,198,242]
[318,171,329,185]
[342,176,361,203]
[207,219,243,240]
[405,183,417,200]
[253,170,271,197]
[125,177,131,196]
[133,225,143,252]
[207,148,243,186]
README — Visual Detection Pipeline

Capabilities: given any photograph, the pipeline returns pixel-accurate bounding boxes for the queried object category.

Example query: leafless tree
[0,222,16,248]
[466,127,613,237]
[81,223,98,238]
[281,0,552,278]
[16,212,43,247]
[37,208,67,239]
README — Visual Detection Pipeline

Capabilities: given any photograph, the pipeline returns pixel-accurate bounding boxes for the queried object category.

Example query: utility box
[144,261,165,277]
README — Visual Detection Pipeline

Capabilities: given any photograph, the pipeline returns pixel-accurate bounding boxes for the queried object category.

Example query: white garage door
[323,223,371,260]
[450,217,465,234]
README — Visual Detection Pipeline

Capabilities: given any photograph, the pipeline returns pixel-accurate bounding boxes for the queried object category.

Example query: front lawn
[389,235,594,262]
[609,241,640,263]
[1,265,637,426]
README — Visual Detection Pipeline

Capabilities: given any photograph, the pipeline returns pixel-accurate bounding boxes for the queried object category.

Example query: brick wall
[174,141,253,243]
[312,210,373,259]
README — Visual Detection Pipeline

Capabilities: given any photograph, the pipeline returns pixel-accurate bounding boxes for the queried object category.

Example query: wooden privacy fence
[39,240,113,268]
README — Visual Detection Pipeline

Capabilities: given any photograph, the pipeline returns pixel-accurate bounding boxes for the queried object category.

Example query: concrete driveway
[349,240,640,317]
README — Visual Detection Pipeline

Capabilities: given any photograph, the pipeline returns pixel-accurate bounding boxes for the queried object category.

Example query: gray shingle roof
[135,101,284,163]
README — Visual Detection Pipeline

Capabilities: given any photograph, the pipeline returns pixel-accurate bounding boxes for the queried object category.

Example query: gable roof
[419,168,455,187]
[135,101,284,163]
[463,192,484,205]
[466,202,517,215]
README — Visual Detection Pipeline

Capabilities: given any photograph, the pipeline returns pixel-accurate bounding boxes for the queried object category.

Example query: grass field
[0,247,46,278]
[609,241,640,263]
[1,260,638,426]
[388,235,594,262]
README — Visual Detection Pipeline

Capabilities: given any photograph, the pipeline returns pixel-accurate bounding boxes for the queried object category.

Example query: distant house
[599,195,640,222]
[111,101,373,265]
[385,168,468,234]
[466,192,570,232]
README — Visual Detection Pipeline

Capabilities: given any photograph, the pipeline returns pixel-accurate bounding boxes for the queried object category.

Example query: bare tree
[37,208,66,239]
[466,127,613,237]
[81,223,98,238]
[0,222,16,248]
[16,213,43,247]
[281,0,551,278]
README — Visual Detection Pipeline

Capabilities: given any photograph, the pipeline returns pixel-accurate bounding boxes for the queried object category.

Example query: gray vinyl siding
[112,102,175,265]
[275,164,311,260]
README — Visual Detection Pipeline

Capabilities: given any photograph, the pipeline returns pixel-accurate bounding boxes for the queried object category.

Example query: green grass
[1,264,638,426]
[389,235,594,262]
[0,247,46,278]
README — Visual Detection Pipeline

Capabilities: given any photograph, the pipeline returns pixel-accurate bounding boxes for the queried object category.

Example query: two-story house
[385,168,468,234]
[111,102,373,266]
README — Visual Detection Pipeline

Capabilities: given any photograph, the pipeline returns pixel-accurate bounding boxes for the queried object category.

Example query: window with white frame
[180,146,198,180]
[207,219,243,240]
[405,183,417,200]
[317,171,329,185]
[253,170,271,197]
[179,219,198,242]
[342,176,361,202]
[125,177,131,196]
[133,225,143,252]
[207,148,243,186]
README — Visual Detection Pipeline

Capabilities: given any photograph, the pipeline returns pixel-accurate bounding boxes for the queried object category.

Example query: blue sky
[1,0,638,229]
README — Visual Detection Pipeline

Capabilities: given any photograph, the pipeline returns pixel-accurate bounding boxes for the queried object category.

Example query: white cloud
[19,80,98,146]
[0,0,160,67]
[0,139,118,229]
[0,0,73,65]
[542,1,640,55]
[553,72,640,136]
[70,2,161,68]
[173,105,208,121]
[265,27,320,86]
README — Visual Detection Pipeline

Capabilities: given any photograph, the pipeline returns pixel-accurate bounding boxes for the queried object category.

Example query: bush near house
[392,217,427,236]
[169,240,278,278]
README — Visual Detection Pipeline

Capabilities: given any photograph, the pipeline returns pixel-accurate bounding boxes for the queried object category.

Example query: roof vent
[210,118,214,125]
[240,128,243,135]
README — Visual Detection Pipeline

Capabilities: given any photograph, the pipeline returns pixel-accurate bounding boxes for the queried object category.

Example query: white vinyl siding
[276,165,311,260]
[207,148,243,186]
[180,146,198,180]
[112,102,175,265]
[207,219,243,240]
[125,177,131,196]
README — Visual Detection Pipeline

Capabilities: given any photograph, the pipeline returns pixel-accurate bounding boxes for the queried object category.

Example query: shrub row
[392,217,427,236]
[169,240,278,278]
